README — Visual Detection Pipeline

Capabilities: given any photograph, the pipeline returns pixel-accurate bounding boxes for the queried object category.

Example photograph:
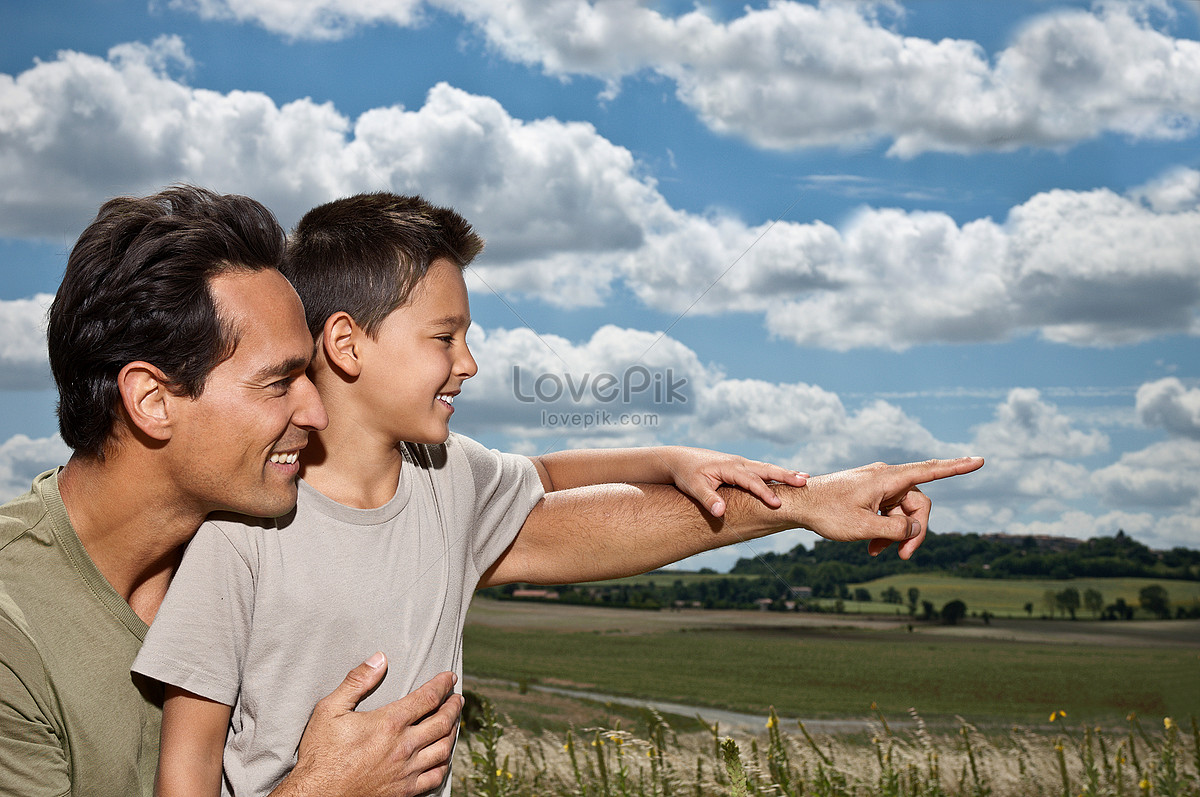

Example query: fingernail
[711,500,724,515]
[907,520,921,539]
[365,651,385,669]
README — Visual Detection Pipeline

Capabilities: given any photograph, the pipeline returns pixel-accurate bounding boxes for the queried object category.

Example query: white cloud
[0,295,54,390]
[170,0,1200,155]
[4,40,1199,348]
[0,434,69,502]
[1136,376,1200,437]
[1005,508,1200,551]
[453,323,709,444]
[971,388,1109,460]
[1091,438,1200,509]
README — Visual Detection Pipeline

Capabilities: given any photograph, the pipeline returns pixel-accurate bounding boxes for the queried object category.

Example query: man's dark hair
[48,185,286,458]
[282,193,484,338]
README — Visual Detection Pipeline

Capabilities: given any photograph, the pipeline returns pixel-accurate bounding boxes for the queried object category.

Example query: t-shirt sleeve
[131,521,256,706]
[0,605,70,795]
[452,435,545,578]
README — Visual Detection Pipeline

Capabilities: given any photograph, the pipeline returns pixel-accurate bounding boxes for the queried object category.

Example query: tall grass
[459,703,1199,797]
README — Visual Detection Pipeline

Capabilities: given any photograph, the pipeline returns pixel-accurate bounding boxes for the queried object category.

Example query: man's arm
[528,446,807,516]
[481,457,983,587]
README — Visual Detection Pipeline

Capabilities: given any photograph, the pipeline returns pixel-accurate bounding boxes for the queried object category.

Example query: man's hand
[275,654,462,797]
[796,457,984,560]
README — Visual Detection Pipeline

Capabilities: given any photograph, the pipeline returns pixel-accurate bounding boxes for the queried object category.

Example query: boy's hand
[659,447,807,518]
[276,654,461,797]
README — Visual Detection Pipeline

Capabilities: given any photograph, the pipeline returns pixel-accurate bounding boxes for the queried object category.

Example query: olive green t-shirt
[0,469,162,796]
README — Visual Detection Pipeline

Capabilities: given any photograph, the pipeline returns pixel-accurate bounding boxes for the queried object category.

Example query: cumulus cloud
[1092,438,1200,509]
[972,388,1109,460]
[1136,377,1200,437]
[0,295,53,390]
[0,434,69,502]
[170,0,1200,156]
[3,40,1199,346]
[452,323,710,444]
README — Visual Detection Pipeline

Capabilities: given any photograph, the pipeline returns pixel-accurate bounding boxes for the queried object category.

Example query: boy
[133,193,818,797]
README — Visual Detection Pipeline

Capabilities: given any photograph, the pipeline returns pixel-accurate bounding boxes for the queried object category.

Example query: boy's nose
[456,344,478,380]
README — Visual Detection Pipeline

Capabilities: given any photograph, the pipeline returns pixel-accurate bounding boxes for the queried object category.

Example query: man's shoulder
[0,470,58,551]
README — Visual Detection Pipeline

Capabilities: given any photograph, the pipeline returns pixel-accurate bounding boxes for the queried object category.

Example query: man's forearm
[482,480,801,587]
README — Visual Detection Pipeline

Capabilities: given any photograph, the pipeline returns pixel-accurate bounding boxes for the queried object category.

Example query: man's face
[168,268,328,517]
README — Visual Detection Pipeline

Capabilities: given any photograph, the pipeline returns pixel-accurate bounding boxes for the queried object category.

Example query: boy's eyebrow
[427,313,472,328]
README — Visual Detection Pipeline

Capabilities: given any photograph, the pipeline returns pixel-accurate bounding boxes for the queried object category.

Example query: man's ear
[322,312,363,378]
[116,362,174,441]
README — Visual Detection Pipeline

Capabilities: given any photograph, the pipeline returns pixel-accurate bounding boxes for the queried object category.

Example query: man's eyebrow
[253,355,310,382]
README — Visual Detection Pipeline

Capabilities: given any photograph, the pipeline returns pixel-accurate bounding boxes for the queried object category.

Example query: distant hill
[727,530,1200,590]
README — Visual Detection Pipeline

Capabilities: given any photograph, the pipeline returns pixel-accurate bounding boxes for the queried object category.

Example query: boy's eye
[437,335,454,344]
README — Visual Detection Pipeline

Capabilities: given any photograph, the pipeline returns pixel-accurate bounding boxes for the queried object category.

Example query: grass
[840,575,1200,618]
[454,699,1200,797]
[463,620,1200,727]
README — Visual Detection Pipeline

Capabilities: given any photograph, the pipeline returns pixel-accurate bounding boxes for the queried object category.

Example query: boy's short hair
[48,185,286,459]
[282,193,484,338]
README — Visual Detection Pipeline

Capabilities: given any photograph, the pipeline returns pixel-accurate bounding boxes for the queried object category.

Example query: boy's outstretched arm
[481,457,983,587]
[528,446,808,517]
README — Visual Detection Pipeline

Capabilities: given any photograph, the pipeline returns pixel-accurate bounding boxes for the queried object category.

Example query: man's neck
[57,455,202,624]
[299,416,407,510]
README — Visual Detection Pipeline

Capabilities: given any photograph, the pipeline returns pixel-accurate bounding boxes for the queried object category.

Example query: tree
[941,599,967,626]
[854,587,872,602]
[1056,587,1081,620]
[920,600,937,621]
[1083,588,1103,618]
[1024,602,1034,618]
[1139,585,1170,619]
[1043,589,1058,617]
[881,586,902,604]
[907,587,920,616]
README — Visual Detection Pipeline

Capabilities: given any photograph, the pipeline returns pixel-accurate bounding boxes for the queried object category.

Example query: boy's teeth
[439,394,454,404]
[269,452,298,464]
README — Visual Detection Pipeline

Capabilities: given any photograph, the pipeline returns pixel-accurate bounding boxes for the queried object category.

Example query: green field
[463,599,1200,728]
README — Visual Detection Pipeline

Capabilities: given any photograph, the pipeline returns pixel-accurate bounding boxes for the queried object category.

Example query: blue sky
[1,0,1198,569]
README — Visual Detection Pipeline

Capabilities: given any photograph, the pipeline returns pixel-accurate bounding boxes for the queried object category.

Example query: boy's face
[359,258,478,445]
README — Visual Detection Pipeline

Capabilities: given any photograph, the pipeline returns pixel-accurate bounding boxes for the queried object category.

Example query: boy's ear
[322,312,363,378]
[116,362,174,441]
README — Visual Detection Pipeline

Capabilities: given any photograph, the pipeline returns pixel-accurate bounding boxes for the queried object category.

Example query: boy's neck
[300,420,406,510]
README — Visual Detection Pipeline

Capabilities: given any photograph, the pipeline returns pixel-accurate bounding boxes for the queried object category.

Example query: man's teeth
[269,452,299,465]
[439,394,455,405]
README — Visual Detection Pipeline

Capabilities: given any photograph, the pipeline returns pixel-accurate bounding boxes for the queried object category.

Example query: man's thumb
[324,652,387,713]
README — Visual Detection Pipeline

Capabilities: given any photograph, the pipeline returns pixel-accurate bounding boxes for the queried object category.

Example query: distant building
[511,588,559,600]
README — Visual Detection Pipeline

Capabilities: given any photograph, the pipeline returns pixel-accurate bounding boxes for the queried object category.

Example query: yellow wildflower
[1164,717,1174,730]
[766,715,776,729]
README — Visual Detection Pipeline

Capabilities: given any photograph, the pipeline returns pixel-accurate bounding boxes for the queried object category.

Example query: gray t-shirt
[132,434,544,797]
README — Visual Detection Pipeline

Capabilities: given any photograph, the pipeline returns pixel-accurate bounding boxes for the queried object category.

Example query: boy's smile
[358,258,478,446]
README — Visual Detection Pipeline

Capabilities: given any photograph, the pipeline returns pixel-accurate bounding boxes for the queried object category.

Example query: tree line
[729,529,1200,585]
